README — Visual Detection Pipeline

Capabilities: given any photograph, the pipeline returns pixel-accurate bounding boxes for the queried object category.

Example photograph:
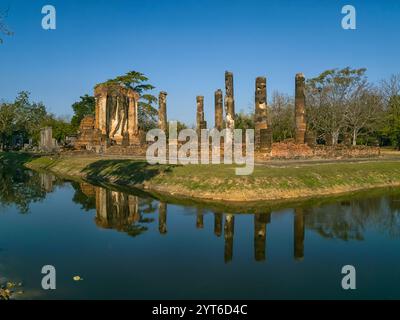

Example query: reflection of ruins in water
[73,183,307,262]
[76,183,156,237]
[68,182,400,262]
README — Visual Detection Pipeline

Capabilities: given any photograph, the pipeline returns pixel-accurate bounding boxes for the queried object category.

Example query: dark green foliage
[70,95,95,131]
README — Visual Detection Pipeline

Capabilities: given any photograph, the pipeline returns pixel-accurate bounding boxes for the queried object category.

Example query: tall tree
[70,94,95,131]
[380,74,400,148]
[306,67,368,145]
[344,87,383,146]
[382,95,400,149]
[270,91,295,141]
[0,92,51,148]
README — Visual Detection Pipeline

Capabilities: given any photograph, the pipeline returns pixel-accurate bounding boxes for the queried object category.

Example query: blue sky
[0,0,399,126]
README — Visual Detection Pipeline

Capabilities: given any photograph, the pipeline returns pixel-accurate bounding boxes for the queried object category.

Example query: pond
[0,163,400,299]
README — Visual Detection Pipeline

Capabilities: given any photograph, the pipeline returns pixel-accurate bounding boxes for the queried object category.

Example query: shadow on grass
[0,152,39,167]
[81,159,174,185]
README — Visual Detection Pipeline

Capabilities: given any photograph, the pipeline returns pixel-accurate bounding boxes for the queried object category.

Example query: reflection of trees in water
[0,162,59,213]
[71,181,96,211]
[305,196,400,240]
[71,183,156,237]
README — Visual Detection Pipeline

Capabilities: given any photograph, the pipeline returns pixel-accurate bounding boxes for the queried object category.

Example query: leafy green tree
[270,91,295,141]
[235,111,254,130]
[40,114,75,142]
[0,91,48,148]
[306,67,368,145]
[70,94,95,131]
[0,102,15,148]
[382,95,400,149]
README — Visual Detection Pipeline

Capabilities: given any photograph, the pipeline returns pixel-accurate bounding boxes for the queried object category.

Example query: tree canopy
[70,94,96,131]
[0,92,74,149]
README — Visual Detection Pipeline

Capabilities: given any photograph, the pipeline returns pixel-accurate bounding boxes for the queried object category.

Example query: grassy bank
[12,152,400,203]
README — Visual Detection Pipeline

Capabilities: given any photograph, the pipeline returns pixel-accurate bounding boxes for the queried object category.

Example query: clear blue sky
[1,0,399,126]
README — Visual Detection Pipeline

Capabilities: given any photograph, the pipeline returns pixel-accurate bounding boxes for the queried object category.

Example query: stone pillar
[214,212,222,237]
[94,87,108,135]
[294,208,305,261]
[196,96,207,135]
[214,89,223,130]
[158,91,168,132]
[224,71,235,131]
[127,92,139,145]
[295,73,306,144]
[39,127,57,152]
[224,214,235,263]
[254,77,271,150]
[158,202,167,235]
[196,208,204,229]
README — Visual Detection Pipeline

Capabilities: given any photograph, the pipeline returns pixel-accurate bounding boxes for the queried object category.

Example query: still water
[0,164,400,299]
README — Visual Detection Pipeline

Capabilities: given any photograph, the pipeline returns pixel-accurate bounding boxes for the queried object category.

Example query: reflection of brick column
[254,77,271,150]
[254,212,270,261]
[294,208,305,260]
[158,92,168,133]
[214,212,223,237]
[214,89,223,130]
[295,73,306,144]
[224,214,235,263]
[196,208,204,229]
[158,202,167,235]
[196,96,207,135]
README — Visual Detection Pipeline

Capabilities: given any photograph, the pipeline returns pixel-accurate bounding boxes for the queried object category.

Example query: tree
[270,91,295,141]
[41,115,75,142]
[235,111,254,130]
[382,95,400,149]
[344,87,384,146]
[306,67,368,145]
[97,71,158,131]
[70,94,95,131]
[379,74,400,149]
[0,92,49,148]
[139,94,158,131]
[0,102,15,149]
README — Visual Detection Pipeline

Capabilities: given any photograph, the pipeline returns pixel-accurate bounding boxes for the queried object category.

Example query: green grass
[11,152,400,202]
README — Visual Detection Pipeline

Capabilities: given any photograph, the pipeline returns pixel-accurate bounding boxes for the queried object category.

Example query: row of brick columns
[158,203,305,262]
[157,72,308,149]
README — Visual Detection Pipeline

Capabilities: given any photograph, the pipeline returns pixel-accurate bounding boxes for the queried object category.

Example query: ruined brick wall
[256,141,381,160]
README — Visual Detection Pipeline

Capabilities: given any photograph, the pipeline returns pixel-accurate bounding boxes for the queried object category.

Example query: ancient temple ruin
[39,127,58,152]
[94,83,140,146]
[75,83,141,150]
[74,115,101,150]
